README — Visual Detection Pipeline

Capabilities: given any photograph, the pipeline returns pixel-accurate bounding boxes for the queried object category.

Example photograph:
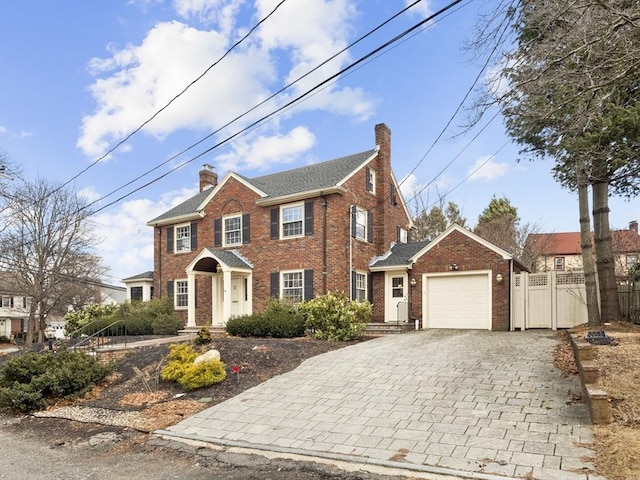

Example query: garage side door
[424,272,491,330]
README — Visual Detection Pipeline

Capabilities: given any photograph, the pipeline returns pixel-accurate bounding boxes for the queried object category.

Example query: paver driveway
[155,330,603,480]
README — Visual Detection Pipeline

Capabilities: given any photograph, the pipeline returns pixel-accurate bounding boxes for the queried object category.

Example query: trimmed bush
[225,298,305,338]
[194,327,213,346]
[0,350,113,412]
[152,313,183,335]
[300,291,370,341]
[160,343,226,391]
[177,360,226,391]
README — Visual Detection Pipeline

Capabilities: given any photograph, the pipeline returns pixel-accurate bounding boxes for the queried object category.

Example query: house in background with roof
[527,220,640,282]
[122,271,154,302]
[145,123,525,332]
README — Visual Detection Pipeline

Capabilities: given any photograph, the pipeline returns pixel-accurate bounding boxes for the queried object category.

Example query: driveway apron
[155,330,600,480]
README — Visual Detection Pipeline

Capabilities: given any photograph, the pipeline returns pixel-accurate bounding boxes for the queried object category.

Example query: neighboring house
[147,124,524,331]
[99,283,127,305]
[122,271,154,302]
[0,272,30,339]
[527,220,640,281]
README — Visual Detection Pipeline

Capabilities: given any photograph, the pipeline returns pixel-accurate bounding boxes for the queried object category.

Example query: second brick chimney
[199,164,218,191]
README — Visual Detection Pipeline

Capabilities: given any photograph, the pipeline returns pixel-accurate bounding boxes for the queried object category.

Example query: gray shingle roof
[370,240,430,268]
[204,248,253,269]
[148,149,376,224]
[122,271,154,282]
[245,149,376,198]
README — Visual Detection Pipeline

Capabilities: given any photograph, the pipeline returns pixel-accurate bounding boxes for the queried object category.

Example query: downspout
[322,194,328,294]
[509,259,513,331]
[349,205,354,298]
[158,227,162,299]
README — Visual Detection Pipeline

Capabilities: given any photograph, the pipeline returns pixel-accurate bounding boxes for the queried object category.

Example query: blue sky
[1,0,638,286]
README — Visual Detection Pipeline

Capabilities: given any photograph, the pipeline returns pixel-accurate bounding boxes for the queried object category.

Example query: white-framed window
[282,204,303,238]
[398,227,408,244]
[354,206,367,241]
[175,224,191,252]
[224,214,242,246]
[554,257,565,271]
[627,255,638,269]
[355,272,367,302]
[282,271,303,303]
[130,287,143,302]
[366,168,376,194]
[175,280,188,308]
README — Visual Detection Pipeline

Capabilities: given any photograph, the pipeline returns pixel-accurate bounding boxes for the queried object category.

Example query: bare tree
[0,177,108,344]
[411,188,467,242]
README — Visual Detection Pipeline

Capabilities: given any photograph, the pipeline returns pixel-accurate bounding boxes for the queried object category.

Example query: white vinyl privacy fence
[512,272,588,330]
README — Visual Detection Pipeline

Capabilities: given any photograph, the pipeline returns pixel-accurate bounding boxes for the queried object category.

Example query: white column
[246,274,253,315]
[187,272,196,328]
[222,270,232,324]
[211,274,219,326]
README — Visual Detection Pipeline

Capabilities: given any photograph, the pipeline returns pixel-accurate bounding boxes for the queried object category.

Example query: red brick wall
[408,229,512,331]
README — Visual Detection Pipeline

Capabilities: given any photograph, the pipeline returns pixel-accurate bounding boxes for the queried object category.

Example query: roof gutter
[146,211,205,228]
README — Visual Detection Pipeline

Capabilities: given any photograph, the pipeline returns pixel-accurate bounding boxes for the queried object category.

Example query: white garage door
[424,272,491,329]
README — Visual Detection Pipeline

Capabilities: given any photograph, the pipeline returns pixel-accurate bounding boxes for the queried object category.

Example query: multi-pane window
[627,255,638,269]
[130,287,143,302]
[282,205,303,238]
[398,227,408,244]
[224,215,242,246]
[355,206,367,241]
[392,277,404,298]
[175,280,188,308]
[554,257,565,271]
[355,272,367,302]
[0,296,13,308]
[175,224,191,252]
[282,271,303,303]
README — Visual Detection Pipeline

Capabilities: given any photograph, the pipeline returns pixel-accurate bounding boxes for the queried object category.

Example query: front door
[385,272,408,323]
[230,275,243,316]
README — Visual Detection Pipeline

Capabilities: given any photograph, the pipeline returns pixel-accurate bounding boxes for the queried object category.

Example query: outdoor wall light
[216,264,223,273]
[496,273,504,284]
[410,277,417,287]
[449,264,459,271]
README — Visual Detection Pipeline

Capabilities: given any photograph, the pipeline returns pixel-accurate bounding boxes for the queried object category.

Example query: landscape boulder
[194,349,221,364]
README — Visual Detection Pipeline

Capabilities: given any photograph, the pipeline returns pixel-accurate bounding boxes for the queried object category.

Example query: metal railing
[56,320,128,351]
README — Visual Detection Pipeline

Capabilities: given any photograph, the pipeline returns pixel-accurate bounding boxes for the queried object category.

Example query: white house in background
[122,271,154,302]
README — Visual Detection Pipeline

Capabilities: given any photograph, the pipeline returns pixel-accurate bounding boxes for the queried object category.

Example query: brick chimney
[374,123,391,255]
[630,220,638,233]
[199,164,218,191]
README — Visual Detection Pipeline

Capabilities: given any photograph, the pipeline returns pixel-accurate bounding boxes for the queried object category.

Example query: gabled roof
[528,228,640,256]
[147,149,378,225]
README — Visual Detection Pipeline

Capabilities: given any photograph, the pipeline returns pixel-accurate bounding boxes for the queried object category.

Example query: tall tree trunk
[25,301,37,345]
[592,180,621,322]
[578,167,601,327]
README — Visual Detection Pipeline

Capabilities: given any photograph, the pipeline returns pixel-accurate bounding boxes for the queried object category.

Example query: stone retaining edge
[569,335,611,424]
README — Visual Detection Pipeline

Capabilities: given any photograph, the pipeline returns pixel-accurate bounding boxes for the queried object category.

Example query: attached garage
[423,271,491,330]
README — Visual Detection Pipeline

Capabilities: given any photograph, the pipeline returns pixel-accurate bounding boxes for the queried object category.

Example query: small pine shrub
[177,360,226,391]
[160,343,198,382]
[300,290,369,341]
[0,351,112,412]
[194,327,212,345]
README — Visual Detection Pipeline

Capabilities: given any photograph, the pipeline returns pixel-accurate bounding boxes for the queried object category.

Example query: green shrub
[0,351,113,412]
[152,313,183,335]
[160,343,198,382]
[0,336,11,344]
[225,298,305,338]
[300,290,369,341]
[177,360,226,391]
[160,343,226,391]
[194,327,212,345]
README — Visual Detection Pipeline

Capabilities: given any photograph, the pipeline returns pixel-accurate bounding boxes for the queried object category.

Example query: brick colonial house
[146,124,522,331]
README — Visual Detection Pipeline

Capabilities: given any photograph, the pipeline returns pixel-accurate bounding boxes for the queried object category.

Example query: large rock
[194,349,221,364]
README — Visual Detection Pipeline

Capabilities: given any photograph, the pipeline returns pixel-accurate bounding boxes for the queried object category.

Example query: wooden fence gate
[512,272,588,330]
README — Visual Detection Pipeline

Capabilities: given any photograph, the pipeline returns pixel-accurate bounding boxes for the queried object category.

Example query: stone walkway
[155,330,604,480]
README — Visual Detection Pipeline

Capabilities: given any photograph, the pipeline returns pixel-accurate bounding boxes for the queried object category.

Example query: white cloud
[215,125,315,171]
[78,186,102,203]
[78,0,376,160]
[405,0,433,18]
[91,187,198,283]
[0,126,6,134]
[467,155,509,181]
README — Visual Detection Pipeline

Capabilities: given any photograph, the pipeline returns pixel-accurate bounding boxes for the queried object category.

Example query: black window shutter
[391,184,397,205]
[270,272,279,298]
[190,222,197,251]
[368,274,373,302]
[350,205,357,237]
[304,269,314,301]
[304,201,314,236]
[166,226,174,254]
[397,226,401,243]
[351,270,356,300]
[166,280,174,299]
[214,218,222,247]
[270,208,279,240]
[242,213,250,244]
[367,211,374,243]
[407,230,412,243]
